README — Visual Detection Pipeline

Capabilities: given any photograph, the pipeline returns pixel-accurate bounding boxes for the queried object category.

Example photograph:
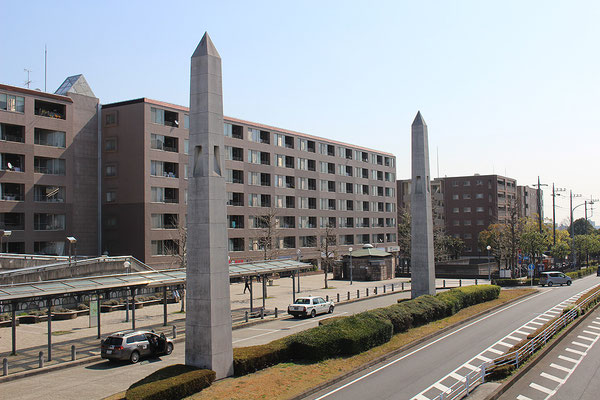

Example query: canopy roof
[348,248,391,258]
[0,259,312,303]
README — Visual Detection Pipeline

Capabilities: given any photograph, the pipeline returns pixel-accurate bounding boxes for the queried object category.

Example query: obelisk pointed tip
[192,32,221,58]
[412,111,426,127]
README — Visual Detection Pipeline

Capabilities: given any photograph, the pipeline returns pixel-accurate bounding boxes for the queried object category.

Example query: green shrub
[233,338,290,376]
[126,364,215,400]
[486,364,515,381]
[288,313,393,361]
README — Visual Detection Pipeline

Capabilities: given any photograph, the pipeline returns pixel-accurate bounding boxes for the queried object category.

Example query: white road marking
[586,325,600,330]
[538,316,551,321]
[584,328,600,334]
[565,347,586,356]
[558,355,579,363]
[497,341,513,347]
[487,348,504,355]
[515,330,529,335]
[449,372,464,381]
[529,321,544,326]
[433,382,449,392]
[540,372,564,384]
[475,355,492,362]
[412,395,429,400]
[549,363,572,373]
[590,320,600,325]
[577,335,595,341]
[530,382,553,395]
[462,363,479,371]
[521,326,536,330]
[506,335,523,341]
[571,341,590,349]
[517,395,534,400]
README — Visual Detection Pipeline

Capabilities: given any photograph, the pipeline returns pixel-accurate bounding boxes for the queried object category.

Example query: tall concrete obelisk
[185,32,233,378]
[410,111,436,298]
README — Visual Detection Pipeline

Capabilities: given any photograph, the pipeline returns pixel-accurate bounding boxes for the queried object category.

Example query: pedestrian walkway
[0,273,479,375]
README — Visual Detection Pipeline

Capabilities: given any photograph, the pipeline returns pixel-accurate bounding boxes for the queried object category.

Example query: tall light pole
[0,230,12,253]
[123,260,131,322]
[486,245,491,281]
[295,248,301,293]
[348,247,353,285]
[532,177,548,234]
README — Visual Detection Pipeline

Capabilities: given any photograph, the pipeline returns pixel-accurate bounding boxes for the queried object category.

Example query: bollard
[443,279,446,288]
[402,282,404,291]
[2,358,7,376]
[38,351,44,368]
[71,345,76,361]
[459,279,462,287]
[357,289,360,299]
[347,291,350,300]
[383,285,386,294]
[172,325,177,339]
[366,288,369,296]
[337,293,340,302]
[374,287,378,295]
[260,308,264,320]
[245,311,249,323]
[475,278,478,285]
[392,283,394,291]
[326,295,329,302]
[274,307,278,318]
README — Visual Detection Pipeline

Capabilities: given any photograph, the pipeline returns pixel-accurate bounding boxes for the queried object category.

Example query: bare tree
[254,207,279,260]
[319,223,337,289]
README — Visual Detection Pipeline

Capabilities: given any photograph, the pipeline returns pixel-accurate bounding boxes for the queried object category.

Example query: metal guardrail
[431,284,600,400]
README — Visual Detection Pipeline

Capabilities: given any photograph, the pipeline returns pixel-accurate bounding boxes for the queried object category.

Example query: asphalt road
[305,276,600,400]
[0,286,416,400]
[499,304,600,400]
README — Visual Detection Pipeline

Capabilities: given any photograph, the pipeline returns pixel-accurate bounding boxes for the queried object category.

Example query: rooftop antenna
[44,44,47,92]
[24,68,32,88]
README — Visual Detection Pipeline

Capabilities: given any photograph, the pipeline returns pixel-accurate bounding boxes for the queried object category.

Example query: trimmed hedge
[233,284,501,376]
[287,313,393,361]
[566,266,597,280]
[126,364,215,400]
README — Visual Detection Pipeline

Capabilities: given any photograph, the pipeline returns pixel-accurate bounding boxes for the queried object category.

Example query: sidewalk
[0,274,479,375]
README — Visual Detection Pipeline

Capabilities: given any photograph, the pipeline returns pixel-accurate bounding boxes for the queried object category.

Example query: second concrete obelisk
[185,32,234,378]
[410,111,436,298]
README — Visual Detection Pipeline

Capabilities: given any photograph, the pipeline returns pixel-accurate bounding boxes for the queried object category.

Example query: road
[499,303,600,400]
[305,276,600,400]
[0,285,417,400]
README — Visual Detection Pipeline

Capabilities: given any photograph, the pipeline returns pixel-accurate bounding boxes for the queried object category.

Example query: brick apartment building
[101,98,398,269]
[397,174,539,257]
[0,76,100,256]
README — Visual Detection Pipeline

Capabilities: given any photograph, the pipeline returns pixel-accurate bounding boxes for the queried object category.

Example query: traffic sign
[528,263,535,271]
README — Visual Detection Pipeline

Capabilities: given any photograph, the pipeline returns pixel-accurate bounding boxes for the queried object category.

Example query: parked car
[288,296,334,318]
[101,330,173,363]
[597,268,600,277]
[539,271,572,287]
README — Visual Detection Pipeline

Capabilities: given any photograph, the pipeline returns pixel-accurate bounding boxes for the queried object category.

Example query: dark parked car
[101,330,173,363]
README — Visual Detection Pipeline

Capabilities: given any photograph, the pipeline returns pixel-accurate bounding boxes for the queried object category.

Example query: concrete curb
[480,298,600,400]
[288,290,537,400]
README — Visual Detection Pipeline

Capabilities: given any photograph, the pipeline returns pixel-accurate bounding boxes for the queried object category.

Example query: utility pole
[570,190,574,265]
[532,177,547,234]
[552,184,556,246]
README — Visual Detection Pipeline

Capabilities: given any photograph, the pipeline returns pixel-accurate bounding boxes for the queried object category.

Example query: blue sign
[528,264,535,271]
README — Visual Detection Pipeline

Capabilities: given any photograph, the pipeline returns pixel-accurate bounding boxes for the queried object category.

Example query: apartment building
[0,76,100,255]
[101,98,398,269]
[517,185,541,219]
[397,178,445,228]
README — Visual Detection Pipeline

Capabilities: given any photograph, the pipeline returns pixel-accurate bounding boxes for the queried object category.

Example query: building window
[151,134,179,152]
[106,191,116,203]
[151,187,178,203]
[228,238,244,252]
[35,157,66,175]
[249,128,270,144]
[184,114,189,129]
[224,123,243,139]
[105,138,117,151]
[0,123,25,143]
[105,164,117,177]
[151,107,179,127]
[34,213,65,231]
[463,193,471,200]
[475,193,484,199]
[0,183,24,201]
[300,236,317,248]
[34,185,65,202]
[105,216,117,227]
[464,220,471,226]
[35,99,66,119]
[151,239,179,255]
[0,93,25,113]
[453,207,459,213]
[150,160,178,178]
[1,241,25,253]
[464,181,471,187]
[34,241,65,256]
[105,113,117,126]
[0,212,25,230]
[227,215,244,229]
[476,207,484,212]
[226,146,244,161]
[151,214,179,229]
[476,220,484,225]
[464,207,471,213]
[227,192,244,207]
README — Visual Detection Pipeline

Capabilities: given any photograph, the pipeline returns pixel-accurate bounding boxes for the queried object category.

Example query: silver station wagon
[101,330,174,363]
[539,271,572,287]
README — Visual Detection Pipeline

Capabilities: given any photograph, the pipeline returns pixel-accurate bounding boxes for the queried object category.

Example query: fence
[431,284,600,400]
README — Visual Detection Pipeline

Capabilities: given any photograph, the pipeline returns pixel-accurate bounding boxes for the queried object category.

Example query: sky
[2,1,599,225]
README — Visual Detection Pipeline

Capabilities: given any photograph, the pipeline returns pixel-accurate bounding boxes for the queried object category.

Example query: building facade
[101,98,398,269]
[517,185,541,220]
[0,76,100,256]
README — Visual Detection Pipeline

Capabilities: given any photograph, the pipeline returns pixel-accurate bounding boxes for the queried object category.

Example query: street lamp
[486,245,491,282]
[348,247,353,285]
[67,236,77,267]
[0,230,12,253]
[296,248,301,293]
[123,260,131,322]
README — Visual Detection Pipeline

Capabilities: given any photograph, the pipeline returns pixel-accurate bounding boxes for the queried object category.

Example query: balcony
[0,183,24,201]
[0,213,25,230]
[0,123,25,143]
[0,153,25,172]
[35,100,66,120]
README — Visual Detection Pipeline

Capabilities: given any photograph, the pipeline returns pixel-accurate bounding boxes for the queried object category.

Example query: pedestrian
[173,289,180,302]
[243,277,251,294]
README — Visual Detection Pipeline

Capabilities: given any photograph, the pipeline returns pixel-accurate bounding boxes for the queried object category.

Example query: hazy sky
[2,1,598,225]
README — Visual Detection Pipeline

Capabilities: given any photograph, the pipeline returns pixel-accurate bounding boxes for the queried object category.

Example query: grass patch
[173,311,186,314]
[191,288,533,400]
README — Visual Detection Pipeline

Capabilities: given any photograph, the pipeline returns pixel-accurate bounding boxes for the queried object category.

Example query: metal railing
[432,284,600,400]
